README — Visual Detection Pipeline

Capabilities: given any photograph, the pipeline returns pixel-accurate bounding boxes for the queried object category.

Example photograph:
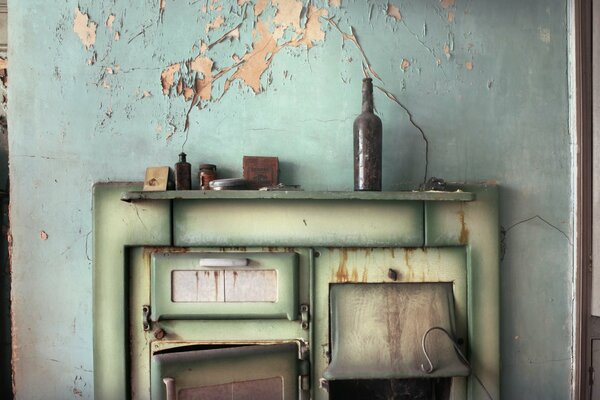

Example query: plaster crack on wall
[375,85,429,184]
[326,18,381,81]
[500,215,572,261]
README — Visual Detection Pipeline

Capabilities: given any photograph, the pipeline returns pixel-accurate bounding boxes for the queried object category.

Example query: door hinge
[590,366,595,386]
[299,342,311,393]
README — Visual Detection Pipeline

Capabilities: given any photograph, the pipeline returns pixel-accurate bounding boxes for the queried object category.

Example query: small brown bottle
[174,152,191,190]
[353,78,382,191]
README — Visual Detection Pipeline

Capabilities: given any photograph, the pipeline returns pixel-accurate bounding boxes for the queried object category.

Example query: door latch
[300,304,310,330]
[142,305,151,331]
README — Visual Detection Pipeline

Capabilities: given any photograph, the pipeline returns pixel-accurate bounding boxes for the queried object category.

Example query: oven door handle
[198,258,249,267]
[163,377,177,400]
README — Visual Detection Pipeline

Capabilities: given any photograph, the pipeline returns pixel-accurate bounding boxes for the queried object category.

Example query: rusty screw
[387,268,398,281]
[153,328,166,340]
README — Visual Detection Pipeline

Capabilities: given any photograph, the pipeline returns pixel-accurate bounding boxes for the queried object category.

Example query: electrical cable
[420,326,494,400]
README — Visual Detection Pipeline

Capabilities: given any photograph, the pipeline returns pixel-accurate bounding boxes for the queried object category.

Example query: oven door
[151,342,302,400]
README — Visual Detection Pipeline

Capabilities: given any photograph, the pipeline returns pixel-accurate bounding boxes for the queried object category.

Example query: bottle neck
[362,79,374,113]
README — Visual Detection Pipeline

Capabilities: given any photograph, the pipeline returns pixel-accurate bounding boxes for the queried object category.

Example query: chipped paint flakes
[189,56,214,100]
[40,231,48,240]
[206,15,225,32]
[387,3,402,21]
[465,61,473,70]
[448,11,455,22]
[106,14,115,28]
[443,43,451,59]
[160,0,166,17]
[254,0,269,16]
[288,6,328,48]
[238,0,250,4]
[440,0,455,9]
[73,7,97,50]
[329,0,341,6]
[273,0,304,31]
[114,32,121,41]
[539,28,551,44]
[228,21,281,93]
[0,58,7,70]
[400,58,410,70]
[161,63,181,95]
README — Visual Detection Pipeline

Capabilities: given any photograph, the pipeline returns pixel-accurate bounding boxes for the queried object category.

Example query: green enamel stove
[93,184,499,400]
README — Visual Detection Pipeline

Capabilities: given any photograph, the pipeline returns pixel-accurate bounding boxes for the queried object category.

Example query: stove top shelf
[120,190,475,202]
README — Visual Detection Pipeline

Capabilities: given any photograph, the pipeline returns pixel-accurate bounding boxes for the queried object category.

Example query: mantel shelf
[120,190,475,202]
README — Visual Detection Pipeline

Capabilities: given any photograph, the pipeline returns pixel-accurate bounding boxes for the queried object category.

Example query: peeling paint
[206,15,225,32]
[448,11,455,22]
[40,231,48,240]
[400,58,410,71]
[105,15,115,28]
[465,61,473,70]
[387,3,402,21]
[189,56,214,100]
[114,32,120,41]
[329,0,341,6]
[161,63,181,95]
[254,0,269,16]
[73,8,97,50]
[272,0,303,31]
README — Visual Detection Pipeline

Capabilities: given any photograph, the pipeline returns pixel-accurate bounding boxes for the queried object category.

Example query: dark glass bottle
[354,78,382,191]
[174,152,191,190]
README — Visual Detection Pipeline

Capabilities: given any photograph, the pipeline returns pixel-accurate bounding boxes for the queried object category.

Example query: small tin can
[209,178,247,190]
[198,164,217,190]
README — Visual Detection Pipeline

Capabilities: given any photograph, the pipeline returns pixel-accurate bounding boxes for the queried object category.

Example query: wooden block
[243,156,279,189]
[143,166,170,191]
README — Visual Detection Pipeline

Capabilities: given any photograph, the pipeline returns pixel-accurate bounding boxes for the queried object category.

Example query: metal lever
[163,377,176,400]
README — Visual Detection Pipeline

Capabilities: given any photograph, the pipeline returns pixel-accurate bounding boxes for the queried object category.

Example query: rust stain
[73,7,97,50]
[390,248,396,258]
[458,208,469,244]
[404,248,413,270]
[387,3,402,21]
[161,63,180,95]
[440,0,455,9]
[214,271,220,301]
[233,270,238,286]
[350,268,358,282]
[335,249,349,282]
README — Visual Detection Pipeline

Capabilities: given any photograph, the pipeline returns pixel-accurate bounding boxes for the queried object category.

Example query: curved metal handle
[163,377,176,400]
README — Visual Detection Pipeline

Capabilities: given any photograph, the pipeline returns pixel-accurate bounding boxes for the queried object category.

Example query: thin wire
[420,326,494,400]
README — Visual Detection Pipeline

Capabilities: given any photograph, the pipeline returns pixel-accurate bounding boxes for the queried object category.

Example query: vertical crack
[374,85,429,184]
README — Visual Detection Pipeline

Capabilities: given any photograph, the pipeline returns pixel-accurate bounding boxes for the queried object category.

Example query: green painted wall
[9,0,572,399]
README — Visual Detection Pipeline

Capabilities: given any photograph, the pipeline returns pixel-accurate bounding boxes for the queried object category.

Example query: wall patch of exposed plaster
[160,0,329,130]
[105,15,115,28]
[161,64,181,95]
[440,0,455,9]
[387,3,402,21]
[73,7,97,49]
[206,15,225,32]
[401,58,410,71]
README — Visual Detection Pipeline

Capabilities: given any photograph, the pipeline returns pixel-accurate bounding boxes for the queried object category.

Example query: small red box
[243,156,279,189]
